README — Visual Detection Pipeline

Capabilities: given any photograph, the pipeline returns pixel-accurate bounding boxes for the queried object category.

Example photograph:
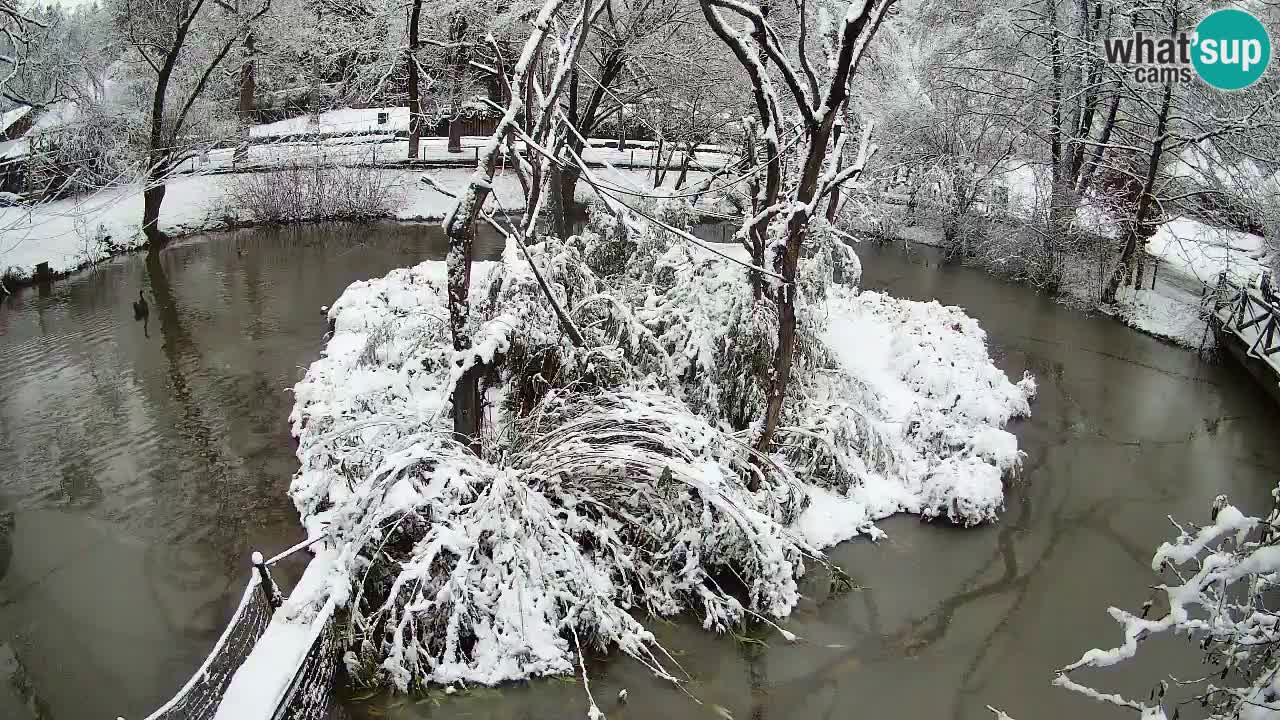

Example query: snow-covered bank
[0,164,701,285]
[1113,219,1266,348]
[288,212,1034,693]
[1,174,232,282]
[846,212,1265,349]
[1146,218,1265,286]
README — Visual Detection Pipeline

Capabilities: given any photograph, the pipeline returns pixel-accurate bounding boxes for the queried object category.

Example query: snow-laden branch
[1057,496,1280,719]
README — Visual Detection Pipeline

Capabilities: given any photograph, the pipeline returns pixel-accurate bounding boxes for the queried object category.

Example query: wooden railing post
[253,551,283,609]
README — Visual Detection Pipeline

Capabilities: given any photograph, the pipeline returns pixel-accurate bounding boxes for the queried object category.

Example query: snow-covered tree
[697,0,893,460]
[112,0,271,247]
[1056,494,1280,720]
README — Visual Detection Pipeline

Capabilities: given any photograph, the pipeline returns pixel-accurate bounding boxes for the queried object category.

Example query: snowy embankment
[171,135,728,176]
[0,162,700,283]
[287,213,1034,694]
[1115,218,1266,347]
[867,209,1265,348]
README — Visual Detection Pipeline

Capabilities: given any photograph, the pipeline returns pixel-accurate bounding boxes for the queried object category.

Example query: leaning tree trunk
[541,162,569,240]
[556,163,579,236]
[756,110,842,459]
[1077,91,1119,197]
[447,209,485,452]
[142,175,167,251]
[442,0,581,451]
[674,145,692,189]
[407,0,424,159]
[1045,0,1068,270]
[825,115,845,221]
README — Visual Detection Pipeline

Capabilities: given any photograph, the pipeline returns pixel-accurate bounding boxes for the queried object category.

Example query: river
[0,223,1276,720]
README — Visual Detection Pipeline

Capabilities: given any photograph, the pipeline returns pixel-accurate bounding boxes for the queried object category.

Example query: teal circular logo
[1193,9,1271,90]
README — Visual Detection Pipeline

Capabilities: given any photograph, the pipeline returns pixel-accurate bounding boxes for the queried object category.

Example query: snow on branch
[291,200,1035,704]
[1056,495,1280,720]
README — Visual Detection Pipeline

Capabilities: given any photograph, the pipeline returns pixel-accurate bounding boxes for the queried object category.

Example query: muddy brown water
[0,225,1276,720]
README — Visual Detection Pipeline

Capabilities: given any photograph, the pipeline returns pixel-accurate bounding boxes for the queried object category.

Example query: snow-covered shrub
[705,298,776,429]
[799,219,863,299]
[330,434,678,691]
[24,108,136,199]
[224,161,404,224]
[291,207,1035,700]
[815,288,1034,524]
[1,265,26,294]
[869,204,909,242]
[1056,494,1280,720]
[575,199,633,278]
[941,212,990,262]
[291,250,823,691]
[324,390,817,691]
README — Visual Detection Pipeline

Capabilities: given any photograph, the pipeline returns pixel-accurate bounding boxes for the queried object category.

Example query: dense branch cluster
[1036,495,1280,720]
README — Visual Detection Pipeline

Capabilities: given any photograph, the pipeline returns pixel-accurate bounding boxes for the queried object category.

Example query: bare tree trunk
[142,173,167,250]
[652,136,665,187]
[825,117,844,221]
[674,144,691,189]
[1069,1,1102,184]
[1104,81,1173,304]
[739,120,767,301]
[443,0,586,450]
[234,32,255,164]
[1043,0,1074,284]
[697,0,891,466]
[446,14,468,154]
[558,164,578,233]
[1077,91,1118,196]
[407,0,423,159]
[132,0,268,253]
[145,68,174,252]
[543,161,568,239]
[756,108,844,460]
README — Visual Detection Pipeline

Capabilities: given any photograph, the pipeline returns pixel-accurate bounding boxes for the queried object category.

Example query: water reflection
[0,226,1276,720]
[0,222,477,720]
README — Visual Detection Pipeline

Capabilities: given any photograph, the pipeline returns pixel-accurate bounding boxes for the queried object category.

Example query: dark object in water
[133,289,149,319]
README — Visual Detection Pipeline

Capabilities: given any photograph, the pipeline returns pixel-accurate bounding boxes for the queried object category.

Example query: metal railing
[1207,274,1280,361]
[125,537,339,720]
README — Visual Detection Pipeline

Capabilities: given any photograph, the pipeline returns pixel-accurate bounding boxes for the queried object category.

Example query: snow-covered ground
[1145,217,1265,286]
[1113,278,1208,348]
[0,162,707,282]
[168,135,727,176]
[1116,218,1267,348]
